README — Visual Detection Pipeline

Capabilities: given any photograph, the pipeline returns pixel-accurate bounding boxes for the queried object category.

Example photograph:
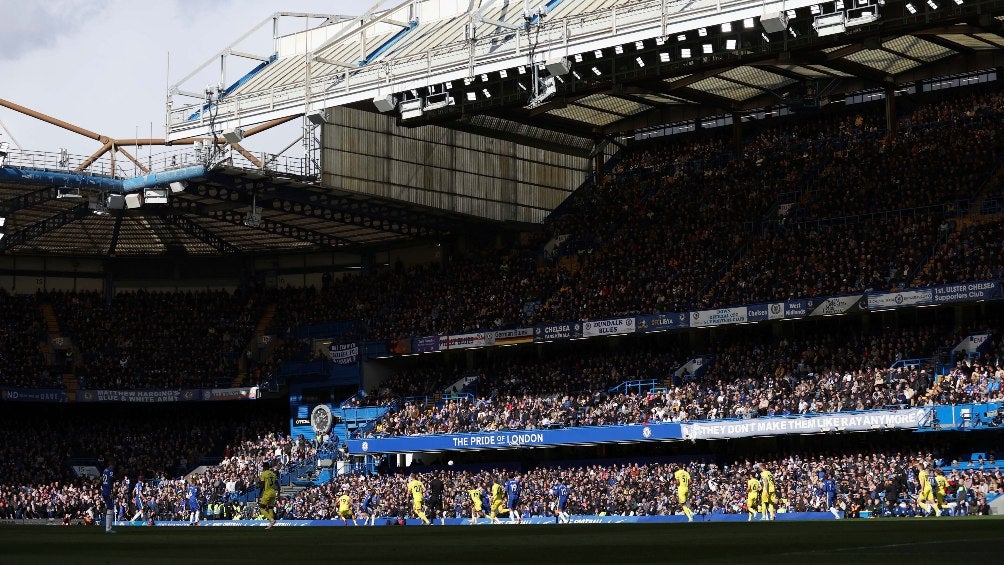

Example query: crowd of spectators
[2,87,1003,393]
[261,446,1003,521]
[46,289,263,390]
[0,292,59,389]
[264,84,1004,344]
[915,218,1004,287]
[0,402,285,489]
[362,322,1000,438]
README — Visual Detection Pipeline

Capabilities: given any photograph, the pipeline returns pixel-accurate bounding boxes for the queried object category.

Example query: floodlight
[744,18,755,29]
[677,34,687,41]
[143,187,169,205]
[634,41,644,50]
[399,98,423,119]
[222,127,244,144]
[681,48,692,58]
[905,2,917,12]
[726,39,738,50]
[594,49,603,58]
[573,53,583,62]
[721,22,732,32]
[614,45,623,54]
[926,0,938,8]
[0,217,5,228]
[373,94,396,112]
[482,88,491,99]
[659,52,671,62]
[698,27,708,36]
[169,181,187,194]
[591,66,602,76]
[635,57,645,67]
[466,91,476,101]
[124,194,142,209]
[57,187,82,200]
[306,111,326,125]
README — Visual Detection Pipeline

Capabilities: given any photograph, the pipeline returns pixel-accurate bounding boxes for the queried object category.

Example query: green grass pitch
[2,517,1003,564]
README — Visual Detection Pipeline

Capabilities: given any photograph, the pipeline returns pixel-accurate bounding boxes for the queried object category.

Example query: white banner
[582,317,636,337]
[440,332,494,350]
[328,343,359,364]
[674,357,706,378]
[954,334,991,354]
[809,294,865,316]
[492,327,534,345]
[680,408,929,440]
[867,289,933,310]
[690,306,747,327]
[768,303,785,320]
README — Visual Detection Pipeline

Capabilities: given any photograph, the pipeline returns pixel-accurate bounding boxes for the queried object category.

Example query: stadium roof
[3,0,1004,257]
[167,0,1004,150]
[0,162,488,256]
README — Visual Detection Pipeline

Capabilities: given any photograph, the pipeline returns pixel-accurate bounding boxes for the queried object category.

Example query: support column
[884,86,897,141]
[593,151,605,185]
[731,112,742,155]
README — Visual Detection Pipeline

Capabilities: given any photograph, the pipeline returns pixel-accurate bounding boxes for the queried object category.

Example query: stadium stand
[358,321,998,438]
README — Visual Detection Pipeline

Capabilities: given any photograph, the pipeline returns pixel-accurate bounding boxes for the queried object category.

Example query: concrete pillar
[885,86,897,141]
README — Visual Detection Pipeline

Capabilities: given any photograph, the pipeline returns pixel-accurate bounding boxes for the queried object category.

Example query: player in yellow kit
[406,475,431,525]
[489,479,508,524]
[468,486,484,524]
[672,464,695,522]
[746,473,762,522]
[759,465,777,521]
[258,461,278,529]
[917,465,935,516]
[337,491,357,526]
[933,468,949,516]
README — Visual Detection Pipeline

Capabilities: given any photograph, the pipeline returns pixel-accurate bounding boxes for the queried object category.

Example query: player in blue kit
[187,477,201,526]
[551,481,570,524]
[360,488,380,526]
[101,460,115,534]
[504,474,523,524]
[131,475,146,523]
[821,472,840,518]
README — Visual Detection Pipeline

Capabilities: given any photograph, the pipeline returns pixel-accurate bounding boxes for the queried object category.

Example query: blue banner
[1,388,67,403]
[118,512,837,527]
[636,313,689,332]
[868,280,1001,310]
[931,280,1001,304]
[413,335,440,353]
[348,423,682,454]
[534,322,582,342]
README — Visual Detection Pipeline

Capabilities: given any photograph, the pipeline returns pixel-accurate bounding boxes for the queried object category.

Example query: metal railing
[1,148,129,178]
[167,0,819,133]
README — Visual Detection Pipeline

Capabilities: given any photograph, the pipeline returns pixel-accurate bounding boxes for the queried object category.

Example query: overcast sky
[0,0,373,163]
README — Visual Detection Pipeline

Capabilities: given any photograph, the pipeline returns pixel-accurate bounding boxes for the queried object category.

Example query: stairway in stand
[39,303,79,397]
[232,303,278,387]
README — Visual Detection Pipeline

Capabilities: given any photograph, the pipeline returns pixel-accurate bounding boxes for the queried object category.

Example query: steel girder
[0,203,90,252]
[170,199,354,249]
[160,212,242,255]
